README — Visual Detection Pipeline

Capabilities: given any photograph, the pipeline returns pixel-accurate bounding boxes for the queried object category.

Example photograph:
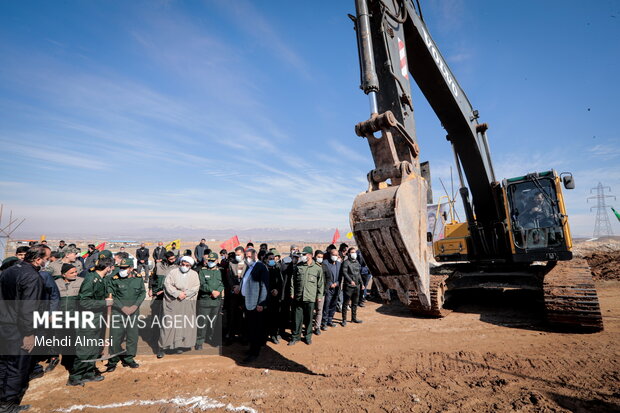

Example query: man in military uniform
[68,257,115,386]
[195,252,224,349]
[341,247,364,326]
[55,263,84,372]
[288,246,324,345]
[105,258,145,372]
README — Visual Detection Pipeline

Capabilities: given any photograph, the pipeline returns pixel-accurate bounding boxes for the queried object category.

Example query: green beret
[98,250,113,259]
[119,257,134,268]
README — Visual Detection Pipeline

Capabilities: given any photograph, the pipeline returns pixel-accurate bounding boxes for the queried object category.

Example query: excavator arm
[350,0,505,312]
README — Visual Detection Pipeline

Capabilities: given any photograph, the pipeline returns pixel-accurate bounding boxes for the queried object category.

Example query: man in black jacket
[152,242,166,264]
[0,244,49,412]
[321,247,342,329]
[136,243,150,282]
[194,239,209,262]
[340,247,363,326]
[264,252,283,344]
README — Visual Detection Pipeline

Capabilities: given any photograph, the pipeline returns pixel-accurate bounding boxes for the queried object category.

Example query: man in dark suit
[240,248,269,364]
[136,243,150,282]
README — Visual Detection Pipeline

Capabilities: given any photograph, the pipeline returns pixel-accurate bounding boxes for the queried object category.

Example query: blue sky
[0,0,619,238]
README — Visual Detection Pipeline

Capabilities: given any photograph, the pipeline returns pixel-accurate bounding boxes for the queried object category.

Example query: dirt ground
[23,277,620,413]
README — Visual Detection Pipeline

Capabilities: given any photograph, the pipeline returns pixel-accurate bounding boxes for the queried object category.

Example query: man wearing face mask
[321,246,342,329]
[151,251,178,358]
[0,244,48,411]
[264,252,283,344]
[104,258,145,373]
[224,246,246,344]
[312,250,326,335]
[288,247,324,346]
[135,243,150,282]
[340,247,364,326]
[159,256,200,356]
[69,257,115,386]
[195,252,224,350]
[240,248,269,363]
[279,247,299,339]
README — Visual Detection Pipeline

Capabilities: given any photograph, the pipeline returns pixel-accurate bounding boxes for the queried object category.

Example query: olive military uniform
[195,253,224,347]
[289,258,324,343]
[55,277,84,371]
[69,271,109,382]
[107,259,146,367]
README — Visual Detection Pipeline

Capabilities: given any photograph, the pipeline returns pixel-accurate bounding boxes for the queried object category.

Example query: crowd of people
[0,239,373,412]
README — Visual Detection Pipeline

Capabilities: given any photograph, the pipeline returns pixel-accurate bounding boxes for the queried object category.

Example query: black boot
[341,308,348,326]
[351,306,363,323]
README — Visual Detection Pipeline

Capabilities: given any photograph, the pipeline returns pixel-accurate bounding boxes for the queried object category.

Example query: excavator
[349,0,603,331]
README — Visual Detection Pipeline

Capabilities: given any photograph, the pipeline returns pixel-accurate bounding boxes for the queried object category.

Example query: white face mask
[350,253,358,260]
[316,257,323,264]
[246,258,254,265]
[207,262,216,268]
[236,255,243,263]
[39,259,49,269]
[179,266,190,273]
[330,255,338,262]
[283,256,292,264]
[119,269,129,278]
[300,255,308,263]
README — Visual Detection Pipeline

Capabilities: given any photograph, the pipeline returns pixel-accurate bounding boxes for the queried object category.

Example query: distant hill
[16,227,347,243]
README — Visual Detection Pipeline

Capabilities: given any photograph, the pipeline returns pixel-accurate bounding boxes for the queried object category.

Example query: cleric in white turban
[158,254,200,354]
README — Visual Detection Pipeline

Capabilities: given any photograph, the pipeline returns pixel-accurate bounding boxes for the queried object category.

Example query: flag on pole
[346,232,354,240]
[81,242,106,258]
[220,235,240,251]
[331,229,340,245]
[613,207,620,223]
[165,239,181,251]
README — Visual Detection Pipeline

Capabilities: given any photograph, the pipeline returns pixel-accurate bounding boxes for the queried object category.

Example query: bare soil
[23,279,620,413]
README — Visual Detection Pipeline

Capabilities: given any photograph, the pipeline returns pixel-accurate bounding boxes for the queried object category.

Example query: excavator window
[507,179,564,250]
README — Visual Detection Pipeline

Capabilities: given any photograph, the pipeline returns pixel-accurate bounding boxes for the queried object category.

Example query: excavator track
[543,258,603,332]
[407,274,452,317]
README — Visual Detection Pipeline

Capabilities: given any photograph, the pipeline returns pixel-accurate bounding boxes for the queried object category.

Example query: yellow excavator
[349,0,603,331]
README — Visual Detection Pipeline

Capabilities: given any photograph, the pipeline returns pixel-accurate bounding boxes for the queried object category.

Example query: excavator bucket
[350,176,431,310]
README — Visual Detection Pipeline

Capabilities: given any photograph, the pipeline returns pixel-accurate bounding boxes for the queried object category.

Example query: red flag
[96,242,106,251]
[220,236,240,251]
[331,229,340,245]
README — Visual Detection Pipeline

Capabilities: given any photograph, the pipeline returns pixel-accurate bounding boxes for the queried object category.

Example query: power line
[587,183,616,238]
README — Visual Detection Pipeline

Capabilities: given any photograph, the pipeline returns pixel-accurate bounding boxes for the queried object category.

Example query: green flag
[612,207,620,223]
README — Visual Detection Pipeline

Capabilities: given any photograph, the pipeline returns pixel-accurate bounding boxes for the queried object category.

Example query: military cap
[269,248,280,257]
[119,257,134,268]
[207,252,218,261]
[302,246,313,255]
[64,246,79,255]
[1,256,19,270]
[98,250,113,259]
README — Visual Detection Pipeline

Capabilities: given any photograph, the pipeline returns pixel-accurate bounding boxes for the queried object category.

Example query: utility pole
[0,204,26,261]
[587,183,616,238]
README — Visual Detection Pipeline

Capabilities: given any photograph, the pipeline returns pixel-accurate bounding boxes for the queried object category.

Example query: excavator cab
[504,170,573,263]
